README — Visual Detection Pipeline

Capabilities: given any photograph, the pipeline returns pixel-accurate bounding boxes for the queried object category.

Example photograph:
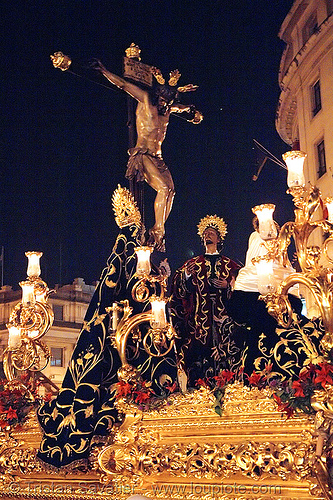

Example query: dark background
[2,0,294,288]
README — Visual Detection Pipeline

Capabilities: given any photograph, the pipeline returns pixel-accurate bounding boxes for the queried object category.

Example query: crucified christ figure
[91,60,203,251]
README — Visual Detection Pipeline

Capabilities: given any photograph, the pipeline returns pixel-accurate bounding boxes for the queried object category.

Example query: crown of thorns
[197,215,227,241]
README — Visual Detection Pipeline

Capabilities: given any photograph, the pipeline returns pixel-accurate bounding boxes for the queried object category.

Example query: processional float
[1,46,333,500]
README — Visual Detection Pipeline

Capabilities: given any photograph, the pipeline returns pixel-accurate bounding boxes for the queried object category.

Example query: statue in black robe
[37,188,177,469]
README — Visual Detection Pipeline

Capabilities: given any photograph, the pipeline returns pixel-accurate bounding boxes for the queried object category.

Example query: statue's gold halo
[197,215,227,241]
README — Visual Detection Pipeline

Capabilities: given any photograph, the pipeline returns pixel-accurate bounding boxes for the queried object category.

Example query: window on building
[53,304,63,321]
[302,13,318,44]
[50,347,63,367]
[312,80,322,116]
[317,139,327,178]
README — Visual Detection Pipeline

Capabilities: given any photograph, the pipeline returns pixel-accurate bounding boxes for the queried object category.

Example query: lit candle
[25,251,43,278]
[282,150,306,188]
[20,280,36,307]
[7,325,22,350]
[253,256,277,295]
[135,246,153,276]
[252,204,277,240]
[150,296,167,329]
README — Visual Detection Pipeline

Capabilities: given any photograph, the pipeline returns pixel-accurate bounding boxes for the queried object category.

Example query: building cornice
[276,91,297,145]
[279,0,309,43]
[276,13,333,144]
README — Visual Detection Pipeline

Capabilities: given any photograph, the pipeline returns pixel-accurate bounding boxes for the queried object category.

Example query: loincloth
[126,148,169,181]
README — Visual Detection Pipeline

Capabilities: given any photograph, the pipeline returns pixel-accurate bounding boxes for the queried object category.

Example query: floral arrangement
[195,369,237,416]
[0,380,36,430]
[196,362,333,418]
[113,378,178,411]
[251,361,333,418]
[113,361,333,419]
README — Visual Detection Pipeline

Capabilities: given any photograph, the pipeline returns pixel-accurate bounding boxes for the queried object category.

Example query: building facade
[0,278,94,387]
[276,0,333,315]
[276,0,333,194]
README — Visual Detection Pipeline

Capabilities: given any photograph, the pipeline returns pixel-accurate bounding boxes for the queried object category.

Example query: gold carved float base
[0,383,329,500]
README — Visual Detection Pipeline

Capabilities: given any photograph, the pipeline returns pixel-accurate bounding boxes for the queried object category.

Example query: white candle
[150,296,167,329]
[253,257,277,295]
[252,204,277,240]
[7,325,22,350]
[25,251,43,278]
[135,247,152,276]
[283,150,306,188]
[20,281,35,307]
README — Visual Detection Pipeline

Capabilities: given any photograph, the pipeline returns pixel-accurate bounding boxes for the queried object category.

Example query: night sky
[2,0,295,288]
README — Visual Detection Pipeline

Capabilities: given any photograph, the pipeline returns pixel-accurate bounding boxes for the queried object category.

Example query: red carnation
[314,363,333,388]
[247,372,262,386]
[273,394,294,419]
[5,407,18,420]
[134,391,151,404]
[292,380,305,398]
[116,381,133,397]
[299,367,311,381]
[195,378,210,388]
[219,370,235,382]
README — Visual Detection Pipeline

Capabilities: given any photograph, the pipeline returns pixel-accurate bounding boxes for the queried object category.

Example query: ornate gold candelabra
[4,252,54,387]
[107,244,175,385]
[253,151,333,352]
[252,151,333,494]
